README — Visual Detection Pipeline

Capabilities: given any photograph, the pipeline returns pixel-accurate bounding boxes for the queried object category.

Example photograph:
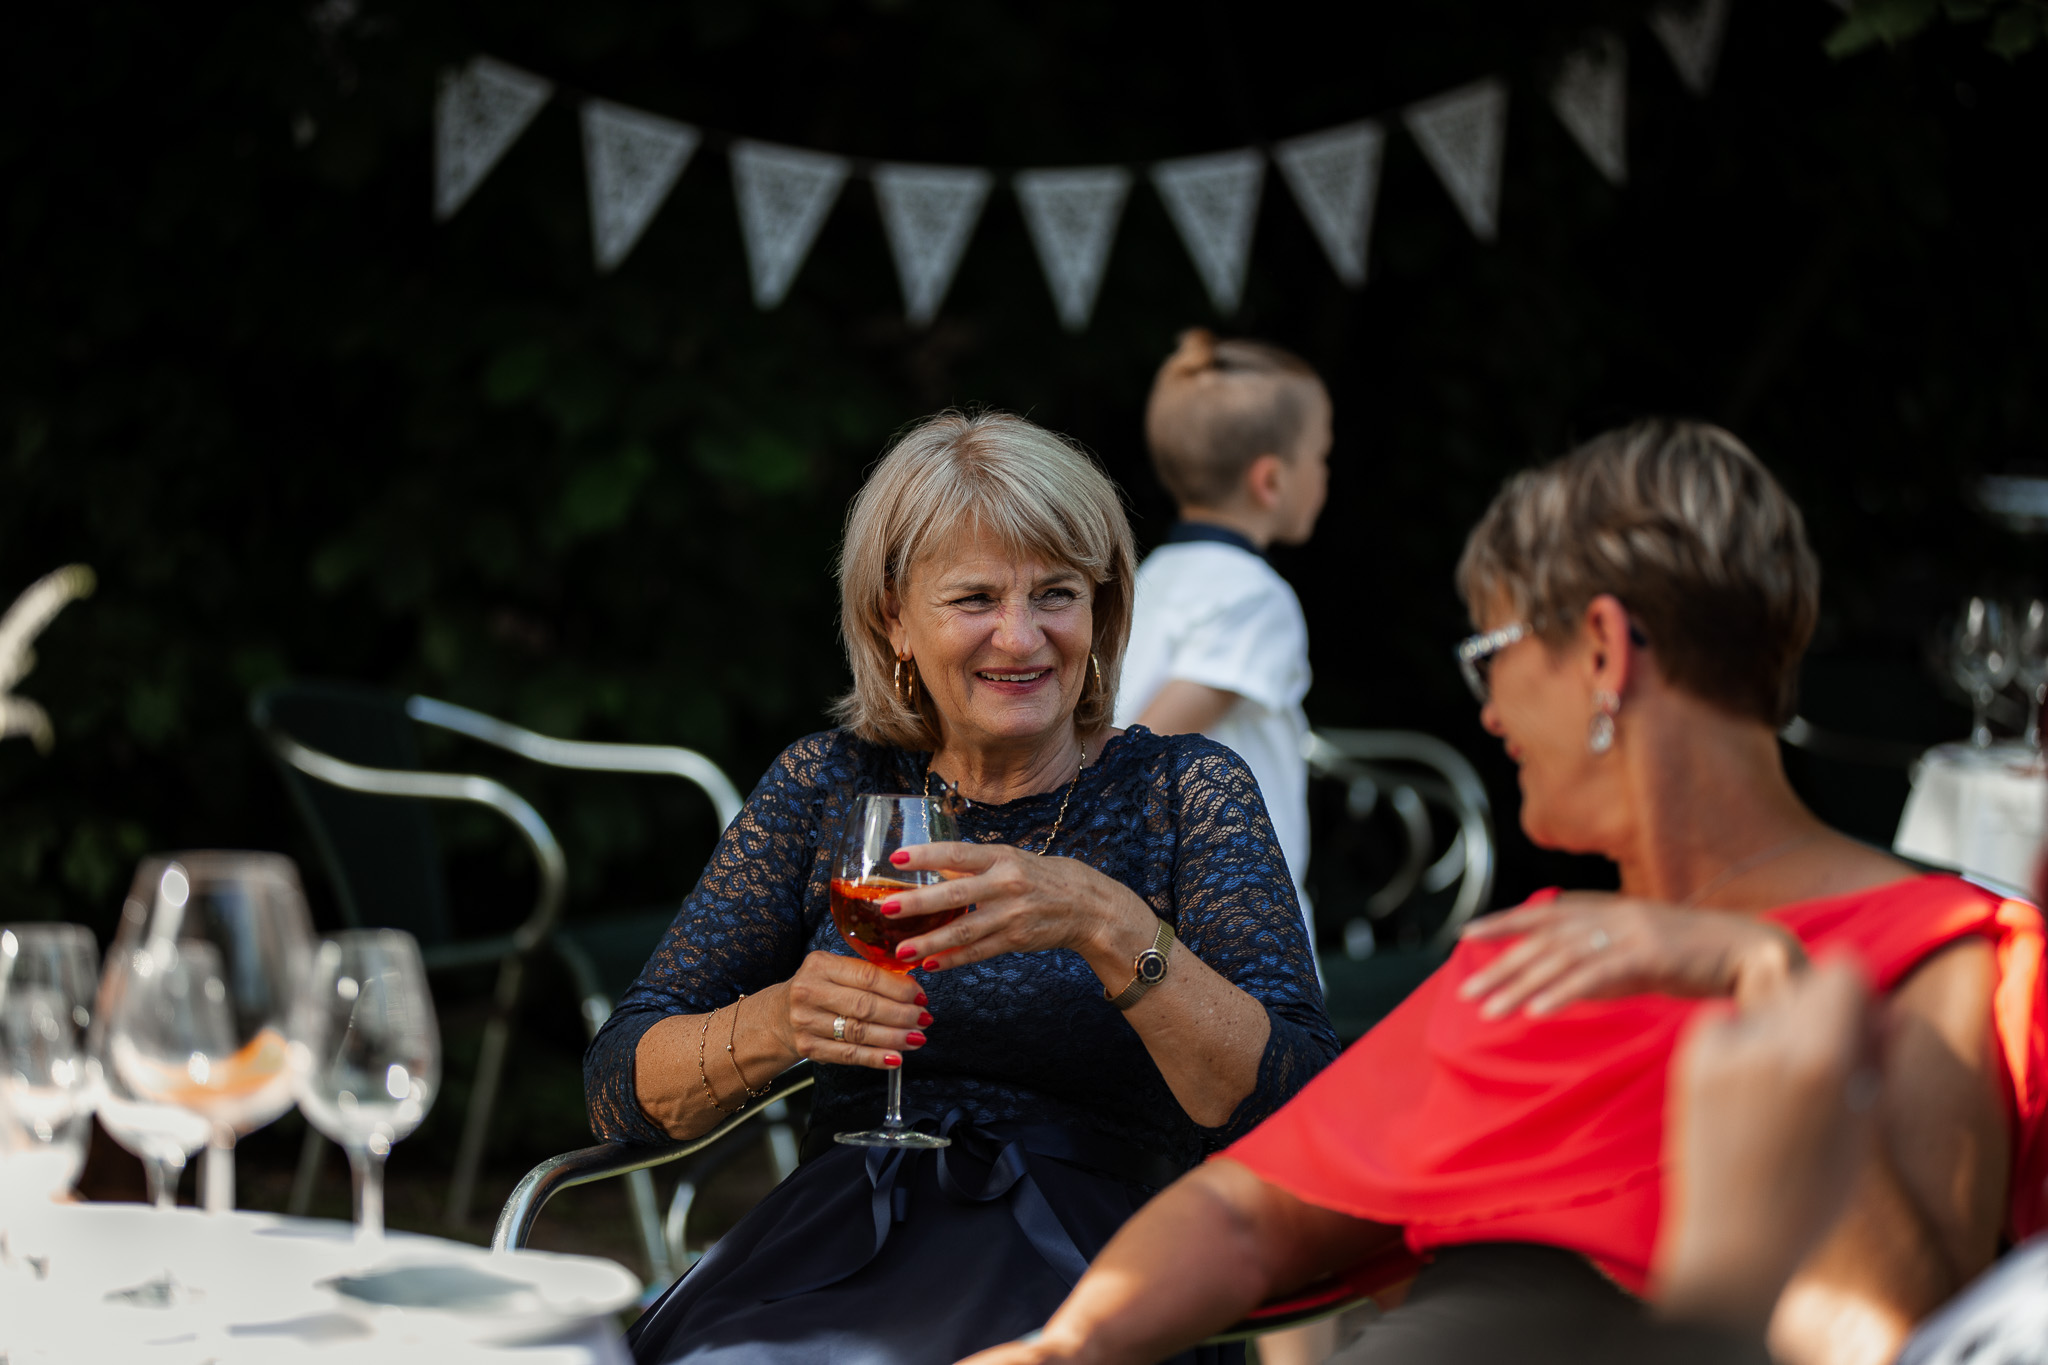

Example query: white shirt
[1116,537,1313,942]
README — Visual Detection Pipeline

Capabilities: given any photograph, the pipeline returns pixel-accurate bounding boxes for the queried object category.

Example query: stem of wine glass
[1972,689,1993,748]
[348,1145,386,1244]
[882,1064,906,1133]
[202,1135,236,1213]
[144,1155,181,1211]
[2030,691,2044,752]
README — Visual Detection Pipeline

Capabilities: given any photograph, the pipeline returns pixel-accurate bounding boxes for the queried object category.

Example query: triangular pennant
[1273,120,1385,287]
[433,56,553,222]
[1650,0,1732,96]
[580,100,700,272]
[871,164,994,327]
[729,140,852,310]
[1150,149,1264,315]
[1550,33,1628,185]
[1013,167,1131,332]
[1402,78,1509,243]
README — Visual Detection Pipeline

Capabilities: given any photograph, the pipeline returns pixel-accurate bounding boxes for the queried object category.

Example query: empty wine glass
[2016,600,2048,755]
[0,924,101,1212]
[827,793,958,1150]
[1950,597,2017,748]
[290,931,439,1244]
[99,853,313,1211]
[100,939,237,1212]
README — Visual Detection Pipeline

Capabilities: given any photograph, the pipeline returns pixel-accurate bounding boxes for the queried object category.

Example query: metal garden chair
[249,680,749,1275]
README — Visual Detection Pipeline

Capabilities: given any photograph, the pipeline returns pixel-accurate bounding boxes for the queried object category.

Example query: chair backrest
[1305,729,1496,953]
[250,681,453,946]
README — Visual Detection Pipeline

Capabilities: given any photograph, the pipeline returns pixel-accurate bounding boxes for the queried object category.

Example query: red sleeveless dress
[1223,875,2048,1295]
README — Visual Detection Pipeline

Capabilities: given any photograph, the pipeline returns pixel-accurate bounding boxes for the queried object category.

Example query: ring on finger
[1588,929,1611,952]
[832,1015,847,1042]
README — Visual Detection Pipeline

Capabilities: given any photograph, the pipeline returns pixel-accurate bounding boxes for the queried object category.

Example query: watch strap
[1105,917,1175,1011]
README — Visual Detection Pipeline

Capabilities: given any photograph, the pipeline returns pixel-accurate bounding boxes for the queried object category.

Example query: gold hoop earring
[1090,651,1104,696]
[894,657,918,708]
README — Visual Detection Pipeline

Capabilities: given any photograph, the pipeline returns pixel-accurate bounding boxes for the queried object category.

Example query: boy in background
[1115,328,1333,950]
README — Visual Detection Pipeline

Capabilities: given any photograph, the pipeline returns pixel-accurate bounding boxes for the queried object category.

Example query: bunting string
[431,4,1747,329]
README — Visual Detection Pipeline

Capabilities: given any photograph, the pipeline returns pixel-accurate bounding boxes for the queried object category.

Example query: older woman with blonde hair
[587,410,1336,1365]
[964,419,2048,1365]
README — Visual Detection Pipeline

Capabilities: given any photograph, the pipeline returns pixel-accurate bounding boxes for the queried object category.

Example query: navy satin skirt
[628,1112,1243,1365]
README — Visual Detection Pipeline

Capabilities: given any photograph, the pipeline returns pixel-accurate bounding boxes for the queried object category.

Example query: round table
[0,1201,636,1364]
[1893,741,2046,896]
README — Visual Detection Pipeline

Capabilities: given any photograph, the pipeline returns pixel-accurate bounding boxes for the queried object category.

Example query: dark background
[4,0,2044,1215]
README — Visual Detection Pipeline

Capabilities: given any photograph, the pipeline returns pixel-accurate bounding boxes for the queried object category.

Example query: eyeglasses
[1455,622,1528,703]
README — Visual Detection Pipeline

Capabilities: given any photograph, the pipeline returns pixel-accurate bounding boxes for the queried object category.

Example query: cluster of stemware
[1948,597,2048,753]
[0,852,439,1246]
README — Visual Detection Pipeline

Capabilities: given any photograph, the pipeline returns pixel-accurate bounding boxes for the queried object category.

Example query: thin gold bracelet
[697,1005,738,1115]
[725,991,769,1103]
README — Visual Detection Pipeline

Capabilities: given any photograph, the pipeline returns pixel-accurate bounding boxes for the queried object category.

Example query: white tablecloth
[1893,742,2046,896]
[0,1202,635,1365]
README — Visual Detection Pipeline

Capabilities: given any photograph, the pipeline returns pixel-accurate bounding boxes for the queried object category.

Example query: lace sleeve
[583,733,836,1143]
[1167,741,1340,1147]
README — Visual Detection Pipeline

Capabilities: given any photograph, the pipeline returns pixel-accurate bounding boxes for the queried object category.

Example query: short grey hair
[1456,419,1820,726]
[834,411,1137,751]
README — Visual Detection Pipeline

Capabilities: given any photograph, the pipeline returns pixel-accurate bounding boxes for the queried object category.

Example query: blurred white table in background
[1894,742,2046,897]
[0,1202,635,1365]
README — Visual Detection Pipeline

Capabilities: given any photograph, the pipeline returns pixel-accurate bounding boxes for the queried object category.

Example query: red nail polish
[890,850,910,866]
[918,1010,933,1027]
[883,1053,902,1068]
[905,1030,927,1046]
[880,900,900,916]
[896,945,917,960]
[922,958,940,971]
[914,991,928,1006]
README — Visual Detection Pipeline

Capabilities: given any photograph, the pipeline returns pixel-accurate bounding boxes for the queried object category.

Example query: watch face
[1137,950,1168,984]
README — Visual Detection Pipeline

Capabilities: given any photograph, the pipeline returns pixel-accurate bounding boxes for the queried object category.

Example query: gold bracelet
[725,992,769,1103]
[698,1006,738,1115]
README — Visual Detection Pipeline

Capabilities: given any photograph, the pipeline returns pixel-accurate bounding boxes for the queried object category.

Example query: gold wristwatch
[1105,917,1175,1011]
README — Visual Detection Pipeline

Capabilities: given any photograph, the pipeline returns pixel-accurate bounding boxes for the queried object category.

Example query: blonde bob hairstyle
[1456,418,1820,727]
[833,410,1138,752]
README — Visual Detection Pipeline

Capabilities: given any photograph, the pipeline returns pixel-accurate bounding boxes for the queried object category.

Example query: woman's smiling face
[884,524,1095,756]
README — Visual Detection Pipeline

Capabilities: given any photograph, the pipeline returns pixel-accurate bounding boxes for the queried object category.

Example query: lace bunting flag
[1402,78,1509,243]
[580,100,700,272]
[1013,167,1131,332]
[729,140,852,310]
[871,163,995,326]
[1550,33,1628,185]
[433,56,553,222]
[1151,149,1265,315]
[1274,120,1386,287]
[1650,0,1731,96]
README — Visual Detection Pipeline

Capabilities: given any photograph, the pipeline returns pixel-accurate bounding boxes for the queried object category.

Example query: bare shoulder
[1809,830,1922,895]
[1891,933,1997,1035]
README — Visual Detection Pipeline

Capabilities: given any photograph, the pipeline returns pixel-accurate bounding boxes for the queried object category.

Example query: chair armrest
[491,1061,816,1254]
[406,696,744,830]
[258,727,566,954]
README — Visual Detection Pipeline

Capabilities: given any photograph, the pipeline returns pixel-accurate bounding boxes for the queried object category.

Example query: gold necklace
[1681,832,1823,908]
[925,741,1087,856]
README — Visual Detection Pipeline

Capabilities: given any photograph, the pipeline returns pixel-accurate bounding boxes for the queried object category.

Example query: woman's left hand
[879,841,1147,972]
[1457,891,1807,1019]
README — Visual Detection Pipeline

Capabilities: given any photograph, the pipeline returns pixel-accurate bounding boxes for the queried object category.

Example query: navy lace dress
[587,725,1338,1365]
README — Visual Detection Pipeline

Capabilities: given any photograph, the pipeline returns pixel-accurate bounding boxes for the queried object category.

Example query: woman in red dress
[963,420,2048,1365]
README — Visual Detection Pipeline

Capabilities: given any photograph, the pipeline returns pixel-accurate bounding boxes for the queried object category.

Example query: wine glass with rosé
[829,793,961,1149]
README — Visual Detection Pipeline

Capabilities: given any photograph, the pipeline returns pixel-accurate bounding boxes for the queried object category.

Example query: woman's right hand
[779,950,932,1070]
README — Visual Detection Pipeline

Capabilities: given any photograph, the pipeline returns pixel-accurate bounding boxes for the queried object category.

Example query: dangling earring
[1090,651,1104,697]
[894,657,918,708]
[1588,689,1620,754]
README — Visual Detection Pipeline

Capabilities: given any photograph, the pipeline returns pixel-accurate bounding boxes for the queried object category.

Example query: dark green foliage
[1,0,2043,940]
[1828,0,2048,59]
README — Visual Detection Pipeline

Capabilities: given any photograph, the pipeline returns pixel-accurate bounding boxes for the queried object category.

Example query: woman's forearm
[1080,892,1270,1127]
[633,985,800,1139]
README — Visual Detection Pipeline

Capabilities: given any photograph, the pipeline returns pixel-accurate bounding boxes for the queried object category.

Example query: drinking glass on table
[829,793,959,1149]
[2015,599,2048,755]
[97,853,313,1210]
[290,930,439,1243]
[0,924,101,1211]
[1950,597,2017,748]
[101,938,237,1211]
